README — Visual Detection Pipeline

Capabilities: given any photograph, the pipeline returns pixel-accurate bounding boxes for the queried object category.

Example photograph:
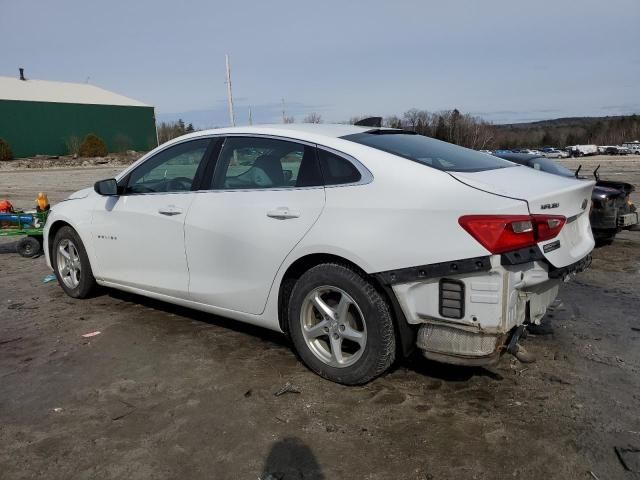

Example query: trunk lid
[450,165,595,268]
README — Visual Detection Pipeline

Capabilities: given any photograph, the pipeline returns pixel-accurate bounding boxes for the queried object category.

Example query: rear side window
[341,131,515,172]
[317,149,361,185]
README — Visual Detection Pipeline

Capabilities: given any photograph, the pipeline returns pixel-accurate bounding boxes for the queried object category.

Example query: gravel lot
[1,156,639,479]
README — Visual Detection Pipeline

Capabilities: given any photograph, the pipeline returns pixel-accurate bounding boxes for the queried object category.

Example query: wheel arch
[47,220,74,261]
[277,253,417,358]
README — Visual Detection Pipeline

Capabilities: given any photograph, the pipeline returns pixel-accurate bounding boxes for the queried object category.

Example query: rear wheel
[52,226,96,298]
[287,263,395,385]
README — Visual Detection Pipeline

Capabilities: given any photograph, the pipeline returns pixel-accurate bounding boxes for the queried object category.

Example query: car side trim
[373,255,492,285]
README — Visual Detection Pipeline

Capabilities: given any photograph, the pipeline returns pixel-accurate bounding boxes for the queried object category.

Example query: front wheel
[52,226,96,298]
[287,263,396,385]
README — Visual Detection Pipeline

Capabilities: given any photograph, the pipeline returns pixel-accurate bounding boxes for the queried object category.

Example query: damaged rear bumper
[375,253,591,366]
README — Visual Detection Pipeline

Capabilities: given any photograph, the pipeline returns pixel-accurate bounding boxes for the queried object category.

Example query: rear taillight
[532,214,566,242]
[459,214,565,254]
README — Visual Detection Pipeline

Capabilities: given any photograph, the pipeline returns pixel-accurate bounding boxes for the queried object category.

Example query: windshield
[341,131,515,172]
[529,157,574,178]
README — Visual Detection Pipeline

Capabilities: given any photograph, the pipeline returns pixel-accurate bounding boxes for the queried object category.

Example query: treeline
[157,119,195,144]
[347,110,640,149]
[492,115,640,148]
[155,111,640,150]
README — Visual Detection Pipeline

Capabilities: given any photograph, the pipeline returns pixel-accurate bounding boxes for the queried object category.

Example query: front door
[91,138,212,297]
[185,136,326,314]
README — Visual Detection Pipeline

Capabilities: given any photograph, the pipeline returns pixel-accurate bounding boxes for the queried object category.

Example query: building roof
[0,76,151,107]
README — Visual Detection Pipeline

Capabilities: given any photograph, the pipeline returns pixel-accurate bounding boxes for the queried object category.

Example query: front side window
[126,138,211,193]
[211,137,321,189]
[342,131,515,172]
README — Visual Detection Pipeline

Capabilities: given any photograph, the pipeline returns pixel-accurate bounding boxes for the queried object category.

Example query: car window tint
[126,139,210,194]
[211,137,321,189]
[317,149,361,185]
[342,131,515,172]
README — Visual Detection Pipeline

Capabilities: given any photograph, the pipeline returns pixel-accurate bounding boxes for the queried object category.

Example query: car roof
[182,123,396,144]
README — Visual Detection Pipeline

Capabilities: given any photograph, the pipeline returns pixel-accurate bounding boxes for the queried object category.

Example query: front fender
[44,197,99,274]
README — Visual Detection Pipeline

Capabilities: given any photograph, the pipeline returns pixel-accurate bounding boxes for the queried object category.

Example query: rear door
[184,136,325,314]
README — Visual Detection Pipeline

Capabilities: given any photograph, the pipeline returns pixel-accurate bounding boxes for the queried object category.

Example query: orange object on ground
[36,192,50,212]
[0,199,14,213]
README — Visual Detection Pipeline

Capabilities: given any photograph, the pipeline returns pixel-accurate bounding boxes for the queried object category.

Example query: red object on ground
[0,200,14,213]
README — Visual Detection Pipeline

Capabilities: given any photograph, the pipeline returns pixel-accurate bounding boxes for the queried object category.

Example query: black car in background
[494,153,639,245]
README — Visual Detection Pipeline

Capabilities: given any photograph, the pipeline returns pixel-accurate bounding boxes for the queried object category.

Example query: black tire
[16,236,42,258]
[51,226,96,298]
[287,263,396,385]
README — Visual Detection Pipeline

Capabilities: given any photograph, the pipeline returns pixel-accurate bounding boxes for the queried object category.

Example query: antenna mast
[225,54,236,127]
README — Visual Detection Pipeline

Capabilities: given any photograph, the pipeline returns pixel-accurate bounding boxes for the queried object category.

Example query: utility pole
[225,54,236,127]
[248,106,253,126]
[281,97,286,124]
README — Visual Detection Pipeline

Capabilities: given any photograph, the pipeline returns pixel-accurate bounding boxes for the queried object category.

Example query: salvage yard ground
[1,156,640,479]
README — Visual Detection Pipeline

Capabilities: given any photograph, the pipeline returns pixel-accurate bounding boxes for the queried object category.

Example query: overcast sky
[1,0,638,127]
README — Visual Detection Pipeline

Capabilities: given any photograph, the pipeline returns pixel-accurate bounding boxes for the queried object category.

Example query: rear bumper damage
[376,253,591,366]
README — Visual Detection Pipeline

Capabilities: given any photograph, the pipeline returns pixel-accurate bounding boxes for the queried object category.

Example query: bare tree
[303,112,323,124]
[283,116,295,124]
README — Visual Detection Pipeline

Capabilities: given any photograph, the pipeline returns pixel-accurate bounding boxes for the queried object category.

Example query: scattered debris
[588,471,600,480]
[631,327,640,332]
[274,382,301,397]
[53,407,63,413]
[0,337,22,346]
[7,302,37,310]
[81,331,101,338]
[42,274,56,283]
[275,416,287,423]
[243,389,252,398]
[614,446,640,472]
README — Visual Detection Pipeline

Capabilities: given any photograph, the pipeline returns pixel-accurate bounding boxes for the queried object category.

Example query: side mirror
[94,178,119,196]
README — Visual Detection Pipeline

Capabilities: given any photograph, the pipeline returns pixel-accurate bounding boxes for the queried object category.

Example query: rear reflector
[459,214,566,254]
[439,279,465,319]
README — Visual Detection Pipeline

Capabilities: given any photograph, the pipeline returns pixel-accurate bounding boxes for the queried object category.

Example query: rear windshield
[341,131,515,172]
[529,157,575,178]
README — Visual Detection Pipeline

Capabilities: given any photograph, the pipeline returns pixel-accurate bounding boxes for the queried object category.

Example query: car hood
[65,187,93,201]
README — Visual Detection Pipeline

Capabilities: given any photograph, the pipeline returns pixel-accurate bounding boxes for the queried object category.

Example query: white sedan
[44,124,595,384]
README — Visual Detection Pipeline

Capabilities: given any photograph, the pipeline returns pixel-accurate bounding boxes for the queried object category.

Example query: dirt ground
[1,156,640,480]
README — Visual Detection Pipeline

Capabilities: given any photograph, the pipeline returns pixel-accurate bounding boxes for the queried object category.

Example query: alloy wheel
[300,286,367,368]
[56,239,82,289]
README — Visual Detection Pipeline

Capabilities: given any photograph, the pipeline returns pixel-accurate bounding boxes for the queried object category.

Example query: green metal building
[0,73,157,158]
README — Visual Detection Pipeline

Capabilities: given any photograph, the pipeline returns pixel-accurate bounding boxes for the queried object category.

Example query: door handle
[158,207,183,216]
[267,207,300,219]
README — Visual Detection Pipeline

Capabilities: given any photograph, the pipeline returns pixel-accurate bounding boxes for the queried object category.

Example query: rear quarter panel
[292,146,530,273]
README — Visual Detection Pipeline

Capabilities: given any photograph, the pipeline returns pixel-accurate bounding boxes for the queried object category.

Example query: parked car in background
[494,153,639,245]
[623,141,640,154]
[541,148,569,159]
[604,146,631,155]
[44,125,595,383]
[517,148,542,155]
[566,144,598,157]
